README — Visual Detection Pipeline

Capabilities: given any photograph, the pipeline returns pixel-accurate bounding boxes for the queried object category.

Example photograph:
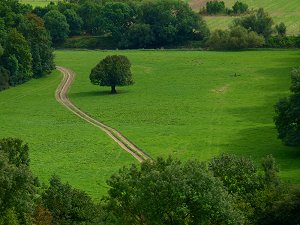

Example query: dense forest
[0,0,54,91]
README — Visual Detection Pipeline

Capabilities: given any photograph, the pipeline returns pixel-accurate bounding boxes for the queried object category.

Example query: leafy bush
[104,157,244,225]
[234,8,274,38]
[265,36,299,48]
[208,26,264,50]
[206,0,226,14]
[232,1,248,14]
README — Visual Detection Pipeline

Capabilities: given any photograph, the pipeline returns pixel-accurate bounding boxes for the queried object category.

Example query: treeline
[200,0,249,15]
[31,0,210,48]
[1,137,300,225]
[0,0,54,91]
[28,0,300,51]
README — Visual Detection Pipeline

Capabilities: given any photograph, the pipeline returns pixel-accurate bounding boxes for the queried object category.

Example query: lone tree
[90,55,134,94]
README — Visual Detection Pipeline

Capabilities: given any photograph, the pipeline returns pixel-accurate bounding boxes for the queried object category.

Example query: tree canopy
[90,55,134,94]
[0,0,54,91]
[44,10,70,44]
[104,157,243,225]
[0,138,36,225]
[234,8,274,39]
[274,68,300,146]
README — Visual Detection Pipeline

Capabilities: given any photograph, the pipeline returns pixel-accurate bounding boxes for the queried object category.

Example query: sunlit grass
[55,49,300,184]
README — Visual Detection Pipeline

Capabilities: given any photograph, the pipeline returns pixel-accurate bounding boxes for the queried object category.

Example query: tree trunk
[111,85,117,94]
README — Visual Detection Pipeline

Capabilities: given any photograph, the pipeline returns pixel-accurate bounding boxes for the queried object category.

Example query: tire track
[55,66,150,162]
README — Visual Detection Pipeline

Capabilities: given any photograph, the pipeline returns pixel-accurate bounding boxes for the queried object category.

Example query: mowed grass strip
[0,70,135,199]
[55,49,300,183]
[190,0,300,35]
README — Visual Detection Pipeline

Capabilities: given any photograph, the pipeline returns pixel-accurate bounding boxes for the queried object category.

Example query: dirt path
[55,66,150,162]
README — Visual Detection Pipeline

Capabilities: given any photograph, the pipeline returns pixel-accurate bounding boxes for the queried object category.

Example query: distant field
[19,0,59,7]
[189,0,300,35]
[0,70,135,199]
[55,49,300,183]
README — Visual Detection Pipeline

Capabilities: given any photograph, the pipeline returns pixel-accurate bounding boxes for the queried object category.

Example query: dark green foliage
[77,1,101,34]
[0,45,9,90]
[97,2,135,45]
[291,67,300,94]
[274,94,300,146]
[90,55,134,94]
[265,35,299,48]
[274,68,300,146]
[126,23,155,48]
[0,66,9,91]
[63,36,116,49]
[136,0,209,48]
[232,1,248,14]
[63,9,83,36]
[0,138,36,225]
[275,22,287,36]
[234,8,274,38]
[42,176,100,225]
[104,157,243,225]
[260,187,300,225]
[209,154,261,195]
[44,10,70,44]
[208,26,264,50]
[206,1,225,14]
[209,154,288,224]
[0,1,54,89]
[3,28,32,85]
[19,14,54,78]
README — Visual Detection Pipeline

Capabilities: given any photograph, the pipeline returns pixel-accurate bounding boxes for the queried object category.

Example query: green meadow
[0,50,300,199]
[19,0,59,7]
[55,49,300,183]
[0,70,135,199]
[190,0,300,35]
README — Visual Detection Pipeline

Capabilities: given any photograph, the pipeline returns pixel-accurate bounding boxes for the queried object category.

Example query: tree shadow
[226,125,300,170]
[69,90,130,98]
[227,105,275,125]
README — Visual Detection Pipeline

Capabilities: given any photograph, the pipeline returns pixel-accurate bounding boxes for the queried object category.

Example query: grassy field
[54,49,300,183]
[189,0,300,35]
[0,70,136,199]
[19,0,60,7]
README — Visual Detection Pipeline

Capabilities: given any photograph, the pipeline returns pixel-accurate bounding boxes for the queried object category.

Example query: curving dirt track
[55,66,150,162]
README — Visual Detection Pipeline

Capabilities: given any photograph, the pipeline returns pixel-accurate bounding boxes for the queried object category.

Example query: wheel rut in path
[56,66,150,162]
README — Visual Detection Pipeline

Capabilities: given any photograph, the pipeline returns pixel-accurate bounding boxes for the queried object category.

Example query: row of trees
[201,0,249,15]
[208,8,289,50]
[0,0,54,91]
[29,0,210,48]
[1,137,299,224]
[31,1,296,50]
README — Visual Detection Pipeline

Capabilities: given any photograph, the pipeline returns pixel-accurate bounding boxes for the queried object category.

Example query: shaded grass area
[0,70,136,199]
[55,49,300,183]
[192,0,300,35]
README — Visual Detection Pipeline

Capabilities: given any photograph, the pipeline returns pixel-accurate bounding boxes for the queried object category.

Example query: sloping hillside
[189,0,300,35]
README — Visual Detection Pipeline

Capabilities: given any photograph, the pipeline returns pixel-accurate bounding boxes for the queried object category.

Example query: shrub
[206,0,226,14]
[232,1,248,14]
[208,26,264,50]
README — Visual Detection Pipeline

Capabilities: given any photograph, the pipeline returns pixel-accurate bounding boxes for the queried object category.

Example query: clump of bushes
[201,0,248,15]
[208,26,264,50]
